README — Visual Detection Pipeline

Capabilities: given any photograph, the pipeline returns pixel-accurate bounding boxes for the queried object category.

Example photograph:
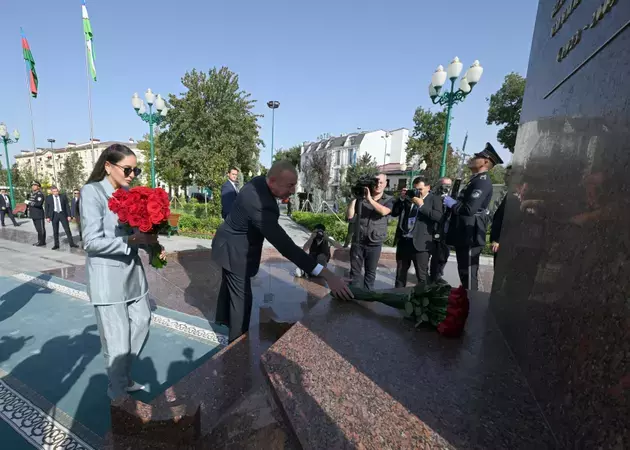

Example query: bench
[12,203,27,218]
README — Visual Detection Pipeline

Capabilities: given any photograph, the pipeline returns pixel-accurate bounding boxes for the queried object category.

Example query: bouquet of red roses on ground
[336,282,470,337]
[108,186,171,269]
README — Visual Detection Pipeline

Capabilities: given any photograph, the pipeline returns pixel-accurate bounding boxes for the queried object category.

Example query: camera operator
[391,177,442,287]
[430,177,452,282]
[347,173,393,290]
[443,143,503,291]
[294,224,335,277]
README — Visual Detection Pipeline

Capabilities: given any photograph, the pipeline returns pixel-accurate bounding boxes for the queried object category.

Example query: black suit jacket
[45,194,71,220]
[212,176,317,277]
[71,197,81,218]
[392,193,443,252]
[221,180,238,219]
[490,195,506,243]
[0,194,12,211]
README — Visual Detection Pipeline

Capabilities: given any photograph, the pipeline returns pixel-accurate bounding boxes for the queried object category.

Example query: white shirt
[54,195,62,213]
[2,195,8,205]
[229,180,239,193]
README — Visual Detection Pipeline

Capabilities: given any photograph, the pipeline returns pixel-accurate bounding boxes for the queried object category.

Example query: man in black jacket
[444,143,503,290]
[490,165,511,266]
[392,177,443,287]
[220,167,239,219]
[45,186,78,250]
[70,189,82,241]
[211,160,352,342]
[27,181,46,246]
[0,188,20,227]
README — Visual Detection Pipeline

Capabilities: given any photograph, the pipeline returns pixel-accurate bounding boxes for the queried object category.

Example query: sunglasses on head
[113,163,142,177]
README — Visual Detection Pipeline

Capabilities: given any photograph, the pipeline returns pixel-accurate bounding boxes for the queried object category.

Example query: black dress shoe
[35,243,46,247]
[70,244,79,248]
[15,224,20,227]
[52,245,60,250]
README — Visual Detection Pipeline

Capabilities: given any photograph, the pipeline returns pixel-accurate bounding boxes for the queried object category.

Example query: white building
[299,128,410,198]
[14,139,145,186]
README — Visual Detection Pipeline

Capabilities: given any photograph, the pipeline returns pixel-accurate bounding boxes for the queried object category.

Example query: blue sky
[1,0,537,167]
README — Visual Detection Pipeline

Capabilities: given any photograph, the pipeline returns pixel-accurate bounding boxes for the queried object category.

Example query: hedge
[292,211,494,255]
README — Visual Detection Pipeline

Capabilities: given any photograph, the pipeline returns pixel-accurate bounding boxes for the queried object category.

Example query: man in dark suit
[45,186,78,250]
[0,188,20,227]
[27,181,46,246]
[212,160,353,342]
[70,188,82,241]
[221,167,240,219]
[392,177,443,287]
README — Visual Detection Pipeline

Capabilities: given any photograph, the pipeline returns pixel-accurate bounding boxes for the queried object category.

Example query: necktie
[3,196,7,205]
[55,196,61,213]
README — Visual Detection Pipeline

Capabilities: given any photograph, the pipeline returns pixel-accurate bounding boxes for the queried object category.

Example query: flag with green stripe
[82,0,96,81]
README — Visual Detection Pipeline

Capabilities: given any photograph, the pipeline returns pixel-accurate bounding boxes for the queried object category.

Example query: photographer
[391,177,443,287]
[347,173,393,290]
[294,224,335,277]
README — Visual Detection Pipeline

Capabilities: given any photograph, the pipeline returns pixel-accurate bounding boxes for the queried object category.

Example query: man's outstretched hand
[321,268,354,301]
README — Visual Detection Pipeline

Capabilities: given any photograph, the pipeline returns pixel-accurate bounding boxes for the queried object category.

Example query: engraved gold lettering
[551,0,582,37]
[556,0,618,63]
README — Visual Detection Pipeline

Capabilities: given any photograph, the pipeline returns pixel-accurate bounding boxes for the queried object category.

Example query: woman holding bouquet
[81,144,157,400]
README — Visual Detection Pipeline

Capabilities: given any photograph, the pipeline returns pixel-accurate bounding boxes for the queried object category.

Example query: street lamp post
[267,101,280,166]
[429,57,483,178]
[47,138,58,184]
[0,123,20,207]
[381,132,391,165]
[131,89,168,188]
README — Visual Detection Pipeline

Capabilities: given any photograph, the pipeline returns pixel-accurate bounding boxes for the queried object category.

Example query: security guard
[443,143,503,290]
[27,181,46,246]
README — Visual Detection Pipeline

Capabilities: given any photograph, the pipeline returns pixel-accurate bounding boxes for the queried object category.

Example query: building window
[350,137,356,146]
[347,149,355,165]
[335,150,340,166]
[333,168,340,183]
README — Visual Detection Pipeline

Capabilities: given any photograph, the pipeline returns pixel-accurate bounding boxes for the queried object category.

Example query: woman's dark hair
[86,144,136,184]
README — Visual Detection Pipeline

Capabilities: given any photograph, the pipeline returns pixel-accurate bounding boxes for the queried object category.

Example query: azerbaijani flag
[82,0,96,81]
[20,28,38,98]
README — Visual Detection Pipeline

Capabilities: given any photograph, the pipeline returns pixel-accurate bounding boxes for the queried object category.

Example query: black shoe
[52,245,60,250]
[35,242,46,247]
[70,244,79,248]
[14,224,20,227]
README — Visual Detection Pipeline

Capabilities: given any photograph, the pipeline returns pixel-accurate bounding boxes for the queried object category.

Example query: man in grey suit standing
[212,160,353,342]
[221,167,240,219]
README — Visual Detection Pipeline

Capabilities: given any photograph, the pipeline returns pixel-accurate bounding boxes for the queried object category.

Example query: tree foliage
[406,106,459,183]
[309,150,331,194]
[486,72,526,153]
[57,153,86,193]
[341,153,378,198]
[160,67,262,192]
[273,145,301,170]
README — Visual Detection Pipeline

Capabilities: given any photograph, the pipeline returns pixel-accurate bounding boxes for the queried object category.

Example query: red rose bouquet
[108,186,171,268]
[335,282,470,337]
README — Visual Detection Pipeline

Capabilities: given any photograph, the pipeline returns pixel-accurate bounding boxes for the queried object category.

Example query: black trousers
[1,209,18,226]
[455,246,483,291]
[216,269,253,343]
[52,212,75,246]
[430,241,449,282]
[350,243,382,291]
[32,218,46,244]
[395,243,430,288]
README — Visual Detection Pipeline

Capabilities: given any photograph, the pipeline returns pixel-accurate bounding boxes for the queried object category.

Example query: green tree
[273,145,302,170]
[160,67,262,196]
[12,164,35,201]
[489,164,507,184]
[486,72,526,153]
[310,150,331,194]
[406,106,459,183]
[57,153,86,193]
[340,154,378,198]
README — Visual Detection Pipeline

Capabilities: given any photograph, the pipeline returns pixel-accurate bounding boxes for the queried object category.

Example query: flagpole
[23,63,38,179]
[83,45,95,168]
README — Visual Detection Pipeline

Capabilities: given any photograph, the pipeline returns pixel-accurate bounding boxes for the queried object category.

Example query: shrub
[292,211,398,247]
[177,213,222,236]
[182,202,194,215]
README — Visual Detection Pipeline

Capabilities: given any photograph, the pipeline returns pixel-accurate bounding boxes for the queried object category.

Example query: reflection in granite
[263,293,556,449]
[490,1,630,448]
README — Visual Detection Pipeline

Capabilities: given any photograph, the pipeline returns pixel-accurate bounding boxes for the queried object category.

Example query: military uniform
[27,181,46,246]
[445,143,503,290]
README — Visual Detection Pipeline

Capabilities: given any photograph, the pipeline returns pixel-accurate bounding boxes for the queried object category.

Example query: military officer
[443,143,503,291]
[27,181,46,246]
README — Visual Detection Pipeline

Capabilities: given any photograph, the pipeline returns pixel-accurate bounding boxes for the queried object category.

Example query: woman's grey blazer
[80,179,149,305]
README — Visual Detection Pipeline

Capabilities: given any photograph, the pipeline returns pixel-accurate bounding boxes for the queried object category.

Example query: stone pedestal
[105,396,200,449]
[490,1,630,447]
[262,294,555,449]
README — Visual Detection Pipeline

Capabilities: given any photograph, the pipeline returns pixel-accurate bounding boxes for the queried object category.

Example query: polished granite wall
[490,1,630,448]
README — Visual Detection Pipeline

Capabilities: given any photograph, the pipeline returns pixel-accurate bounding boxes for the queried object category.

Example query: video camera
[406,188,421,200]
[435,183,452,197]
[352,175,378,198]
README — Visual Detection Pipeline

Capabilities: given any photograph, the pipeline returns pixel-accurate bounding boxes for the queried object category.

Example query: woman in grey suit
[81,144,159,400]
